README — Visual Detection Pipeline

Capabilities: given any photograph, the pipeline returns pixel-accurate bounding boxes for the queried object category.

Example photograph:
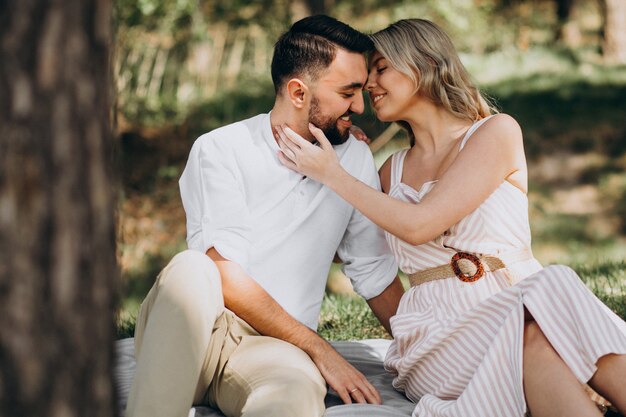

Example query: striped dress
[383,118,626,417]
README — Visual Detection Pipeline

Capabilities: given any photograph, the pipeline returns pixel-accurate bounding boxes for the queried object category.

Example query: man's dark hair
[271,15,373,93]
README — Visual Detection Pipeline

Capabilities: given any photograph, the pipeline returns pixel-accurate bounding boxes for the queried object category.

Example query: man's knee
[159,250,222,297]
[222,337,326,417]
[139,249,224,330]
[241,372,326,417]
[168,249,220,280]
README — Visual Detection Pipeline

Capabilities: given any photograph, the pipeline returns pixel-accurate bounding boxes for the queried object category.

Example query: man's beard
[308,96,350,145]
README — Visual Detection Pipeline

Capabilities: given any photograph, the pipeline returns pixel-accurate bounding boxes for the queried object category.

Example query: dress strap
[459,115,495,150]
[390,149,409,187]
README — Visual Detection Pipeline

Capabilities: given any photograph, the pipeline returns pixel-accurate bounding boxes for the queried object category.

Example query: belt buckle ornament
[451,252,484,282]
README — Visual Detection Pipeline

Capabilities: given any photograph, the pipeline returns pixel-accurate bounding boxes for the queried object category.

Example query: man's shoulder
[193,114,266,151]
[338,136,376,178]
[342,135,371,155]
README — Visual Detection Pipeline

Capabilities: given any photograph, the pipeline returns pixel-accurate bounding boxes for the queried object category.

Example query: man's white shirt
[179,113,397,330]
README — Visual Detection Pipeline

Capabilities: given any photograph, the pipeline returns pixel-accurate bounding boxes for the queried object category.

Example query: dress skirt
[385,265,626,417]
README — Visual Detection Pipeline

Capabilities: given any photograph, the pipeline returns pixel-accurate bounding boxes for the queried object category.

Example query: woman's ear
[285,78,310,109]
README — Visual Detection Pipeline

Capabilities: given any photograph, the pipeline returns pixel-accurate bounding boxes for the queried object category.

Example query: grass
[318,294,392,341]
[116,259,626,341]
[318,259,626,341]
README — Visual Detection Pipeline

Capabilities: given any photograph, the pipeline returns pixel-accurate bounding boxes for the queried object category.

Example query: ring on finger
[349,388,359,394]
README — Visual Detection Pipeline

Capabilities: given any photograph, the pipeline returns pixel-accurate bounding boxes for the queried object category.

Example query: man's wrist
[300,331,332,361]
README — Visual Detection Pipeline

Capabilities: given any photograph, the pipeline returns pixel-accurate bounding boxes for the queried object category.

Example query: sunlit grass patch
[317,294,390,341]
[575,260,626,320]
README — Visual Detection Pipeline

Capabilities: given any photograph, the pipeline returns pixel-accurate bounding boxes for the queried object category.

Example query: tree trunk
[555,0,582,47]
[603,0,626,63]
[290,0,331,21]
[0,1,118,416]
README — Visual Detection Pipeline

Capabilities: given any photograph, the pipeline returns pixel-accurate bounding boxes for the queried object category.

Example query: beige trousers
[125,250,327,417]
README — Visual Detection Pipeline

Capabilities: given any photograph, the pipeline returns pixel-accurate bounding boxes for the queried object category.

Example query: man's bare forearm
[205,247,383,404]
[366,276,404,336]
[206,247,326,356]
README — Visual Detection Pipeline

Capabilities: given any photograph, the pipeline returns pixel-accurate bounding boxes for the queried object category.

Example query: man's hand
[309,339,382,405]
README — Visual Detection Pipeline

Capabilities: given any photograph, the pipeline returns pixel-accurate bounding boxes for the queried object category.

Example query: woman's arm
[276,115,525,246]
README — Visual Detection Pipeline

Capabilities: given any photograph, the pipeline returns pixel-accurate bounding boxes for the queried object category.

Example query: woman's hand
[275,123,343,185]
[350,125,371,144]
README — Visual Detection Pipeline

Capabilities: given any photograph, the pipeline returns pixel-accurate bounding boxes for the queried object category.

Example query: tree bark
[555,0,582,47]
[603,0,626,63]
[290,0,331,21]
[0,1,118,416]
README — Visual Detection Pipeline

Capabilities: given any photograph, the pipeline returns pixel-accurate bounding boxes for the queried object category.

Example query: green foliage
[185,79,276,138]
[115,0,292,34]
[121,240,187,302]
[115,0,197,31]
[532,213,613,247]
[116,313,137,340]
[469,48,626,160]
[600,172,626,234]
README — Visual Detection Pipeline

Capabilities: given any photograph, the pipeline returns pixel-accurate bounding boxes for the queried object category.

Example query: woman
[275,19,626,417]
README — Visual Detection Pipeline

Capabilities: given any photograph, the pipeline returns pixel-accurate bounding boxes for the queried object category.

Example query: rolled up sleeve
[179,135,252,270]
[337,152,398,299]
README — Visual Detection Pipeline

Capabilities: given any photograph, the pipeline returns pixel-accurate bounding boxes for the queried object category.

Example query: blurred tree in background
[0,0,118,415]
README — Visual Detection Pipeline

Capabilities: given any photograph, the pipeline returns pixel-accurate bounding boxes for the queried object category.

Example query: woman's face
[366,51,417,122]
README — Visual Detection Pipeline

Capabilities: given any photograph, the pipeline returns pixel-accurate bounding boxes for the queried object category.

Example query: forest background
[114,0,626,339]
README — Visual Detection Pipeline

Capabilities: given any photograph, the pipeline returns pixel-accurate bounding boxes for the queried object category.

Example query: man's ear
[285,78,310,109]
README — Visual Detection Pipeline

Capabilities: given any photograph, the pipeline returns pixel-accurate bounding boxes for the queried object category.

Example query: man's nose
[351,92,365,115]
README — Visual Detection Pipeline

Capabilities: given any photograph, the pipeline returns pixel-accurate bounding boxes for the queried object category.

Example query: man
[126,15,404,417]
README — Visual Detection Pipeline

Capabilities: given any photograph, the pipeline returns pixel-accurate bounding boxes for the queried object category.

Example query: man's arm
[206,247,382,405]
[366,276,404,336]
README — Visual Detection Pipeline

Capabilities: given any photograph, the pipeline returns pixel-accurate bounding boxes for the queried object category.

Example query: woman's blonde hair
[370,19,497,143]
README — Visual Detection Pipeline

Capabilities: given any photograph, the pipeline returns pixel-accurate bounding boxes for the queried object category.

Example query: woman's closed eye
[376,66,387,74]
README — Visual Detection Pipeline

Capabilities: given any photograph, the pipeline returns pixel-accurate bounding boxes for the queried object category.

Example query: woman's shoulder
[481,113,522,138]
[378,149,408,193]
[464,113,523,151]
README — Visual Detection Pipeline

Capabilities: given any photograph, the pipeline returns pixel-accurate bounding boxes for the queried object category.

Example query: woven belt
[408,248,534,287]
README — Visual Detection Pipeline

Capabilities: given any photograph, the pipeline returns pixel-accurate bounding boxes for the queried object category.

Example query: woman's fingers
[275,126,300,153]
[277,150,298,169]
[277,137,296,162]
[281,125,311,148]
[349,125,371,144]
[308,123,333,150]
[274,123,340,184]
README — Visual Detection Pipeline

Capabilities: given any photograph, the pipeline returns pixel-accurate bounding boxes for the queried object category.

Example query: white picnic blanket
[114,338,415,417]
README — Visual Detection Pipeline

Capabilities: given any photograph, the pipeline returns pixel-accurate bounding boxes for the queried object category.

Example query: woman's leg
[589,353,626,413]
[518,265,626,415]
[523,319,602,417]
